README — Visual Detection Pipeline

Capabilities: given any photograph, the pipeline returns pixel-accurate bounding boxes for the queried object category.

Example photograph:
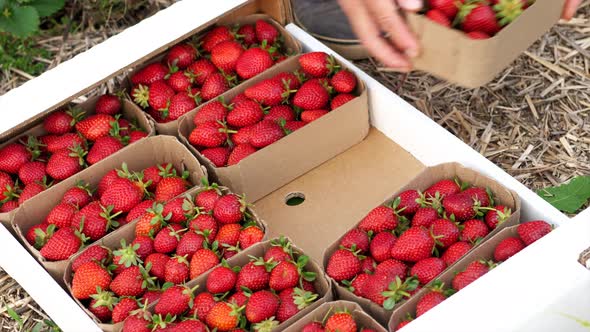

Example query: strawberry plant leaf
[0,4,39,37]
[6,305,23,329]
[537,176,590,214]
[28,0,64,17]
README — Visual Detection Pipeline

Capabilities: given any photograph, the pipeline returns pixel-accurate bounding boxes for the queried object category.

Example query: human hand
[337,0,423,72]
[562,0,582,20]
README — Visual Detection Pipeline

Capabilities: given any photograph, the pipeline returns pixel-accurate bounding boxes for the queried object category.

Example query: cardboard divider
[124,13,302,136]
[387,226,520,331]
[281,300,387,332]
[178,53,369,202]
[62,185,268,331]
[11,136,206,283]
[320,162,521,326]
[0,95,155,229]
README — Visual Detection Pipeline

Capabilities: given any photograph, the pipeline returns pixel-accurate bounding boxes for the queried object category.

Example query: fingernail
[405,48,419,58]
[401,0,423,11]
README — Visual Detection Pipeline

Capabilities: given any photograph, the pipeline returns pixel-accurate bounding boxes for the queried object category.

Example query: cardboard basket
[319,162,521,325]
[123,13,302,136]
[281,300,387,332]
[178,53,369,202]
[0,95,155,228]
[388,225,520,331]
[11,136,206,283]
[62,185,268,331]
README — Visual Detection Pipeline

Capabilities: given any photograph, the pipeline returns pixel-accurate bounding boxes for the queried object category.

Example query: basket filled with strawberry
[126,14,302,134]
[322,162,520,325]
[178,51,368,201]
[0,93,154,225]
[388,220,553,330]
[63,182,267,330]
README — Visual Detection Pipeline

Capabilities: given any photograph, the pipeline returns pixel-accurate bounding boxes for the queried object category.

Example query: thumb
[397,0,424,12]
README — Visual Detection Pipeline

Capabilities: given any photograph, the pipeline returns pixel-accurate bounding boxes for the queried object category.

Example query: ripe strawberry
[88,290,115,323]
[122,313,151,332]
[46,147,85,180]
[236,259,272,291]
[340,228,370,253]
[206,302,241,331]
[207,266,238,294]
[457,3,501,36]
[189,121,231,148]
[75,114,115,141]
[412,207,439,228]
[189,213,218,242]
[517,220,551,245]
[111,297,138,323]
[71,261,111,299]
[237,24,256,45]
[452,260,492,290]
[193,100,229,126]
[189,292,216,321]
[164,255,190,284]
[40,227,82,261]
[431,219,460,249]
[18,182,47,205]
[140,81,176,112]
[370,231,397,262]
[97,169,119,196]
[72,245,111,272]
[428,0,463,18]
[395,319,413,331]
[187,59,218,86]
[443,193,478,221]
[17,161,45,186]
[416,290,447,317]
[166,43,197,69]
[236,47,274,79]
[0,171,15,201]
[163,92,197,120]
[249,120,285,148]
[162,197,189,224]
[125,200,154,224]
[394,190,422,216]
[425,179,460,198]
[264,105,295,123]
[227,144,257,166]
[326,249,361,282]
[390,227,434,262]
[132,62,168,85]
[43,110,76,135]
[463,187,491,207]
[46,202,77,228]
[0,143,31,174]
[190,247,220,279]
[269,260,300,291]
[213,194,245,224]
[361,256,376,274]
[155,177,188,202]
[246,290,279,323]
[227,99,264,128]
[134,204,167,237]
[154,285,192,317]
[211,41,244,73]
[293,80,329,110]
[326,312,356,332]
[277,287,317,322]
[87,136,123,165]
[374,259,407,280]
[410,257,446,285]
[494,237,525,261]
[239,225,264,249]
[203,26,235,52]
[299,52,340,78]
[301,110,329,123]
[145,253,169,282]
[216,223,241,249]
[484,205,511,229]
[264,238,292,263]
[441,241,472,265]
[349,273,371,297]
[330,93,356,110]
[142,164,169,191]
[358,206,398,233]
[255,20,279,43]
[282,121,305,134]
[154,224,184,254]
[426,9,452,26]
[94,94,121,116]
[244,78,292,106]
[467,31,491,39]
[101,178,143,213]
[461,219,490,242]
[275,71,302,90]
[45,133,85,153]
[331,70,357,94]
[302,322,325,332]
[111,265,149,297]
[62,184,92,208]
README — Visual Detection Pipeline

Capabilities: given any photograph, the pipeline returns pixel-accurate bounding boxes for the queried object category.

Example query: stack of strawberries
[325,178,516,310]
[118,238,319,331]
[425,0,534,39]
[394,220,552,330]
[69,181,265,325]
[0,94,147,213]
[25,162,188,262]
[130,19,293,123]
[186,51,359,167]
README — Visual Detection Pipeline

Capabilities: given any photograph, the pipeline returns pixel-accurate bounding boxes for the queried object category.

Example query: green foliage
[0,0,64,37]
[0,33,51,75]
[537,176,590,214]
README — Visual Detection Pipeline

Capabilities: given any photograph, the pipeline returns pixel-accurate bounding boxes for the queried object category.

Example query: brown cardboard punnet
[319,162,521,325]
[388,225,521,330]
[124,13,302,136]
[0,95,155,229]
[281,301,387,332]
[178,54,369,202]
[11,136,206,283]
[62,185,268,332]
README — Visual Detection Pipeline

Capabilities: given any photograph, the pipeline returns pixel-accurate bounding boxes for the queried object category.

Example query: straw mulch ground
[0,1,588,330]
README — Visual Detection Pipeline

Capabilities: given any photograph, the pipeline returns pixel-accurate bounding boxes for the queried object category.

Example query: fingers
[366,0,421,58]
[338,0,413,70]
[397,0,424,12]
[562,0,582,20]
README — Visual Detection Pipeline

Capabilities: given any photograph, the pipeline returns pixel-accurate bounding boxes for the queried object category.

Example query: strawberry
[190,247,220,279]
[88,290,115,323]
[46,146,85,180]
[325,312,356,332]
[154,285,193,317]
[189,121,231,148]
[189,213,218,242]
[330,93,355,110]
[246,290,279,323]
[361,256,376,274]
[211,41,244,73]
[110,297,138,323]
[18,161,45,186]
[237,24,256,45]
[71,261,111,299]
[426,9,452,26]
[238,225,264,249]
[162,197,190,224]
[0,143,31,174]
[299,52,339,78]
[463,187,491,207]
[302,322,325,332]
[142,164,170,191]
[412,207,439,228]
[358,206,398,233]
[40,227,82,261]
[443,193,478,221]
[18,182,47,205]
[249,120,285,148]
[193,100,229,126]
[206,302,241,331]
[189,292,216,321]
[138,81,176,112]
[228,144,257,166]
[236,259,272,291]
[452,260,492,290]
[370,231,397,262]
[172,319,207,331]
[216,223,241,253]
[428,0,463,18]
[0,200,18,212]
[135,204,168,237]
[265,105,295,123]
[431,219,460,249]
[213,194,245,224]
[326,249,361,282]
[395,319,413,331]
[362,274,411,307]
[154,224,184,254]
[166,70,192,93]
[494,237,525,261]
[227,99,264,128]
[456,3,501,36]
[145,253,169,282]
[164,255,190,284]
[255,20,279,43]
[97,169,119,197]
[236,47,275,79]
[340,228,370,253]
[155,177,188,202]
[275,71,302,90]
[416,289,448,317]
[349,273,370,297]
[461,219,489,242]
[46,202,77,228]
[111,238,142,274]
[269,260,300,291]
[410,257,446,285]
[75,114,116,141]
[94,94,121,116]
[424,179,460,198]
[301,110,329,123]
[111,265,150,297]
[62,185,92,208]
[166,43,197,69]
[141,290,161,305]
[203,26,235,52]
[126,200,155,224]
[187,59,218,86]
[166,92,198,120]
[390,227,434,262]
[331,70,357,94]
[0,171,15,201]
[517,220,551,245]
[264,239,292,263]
[293,80,329,110]
[43,110,78,135]
[493,0,527,26]
[374,259,407,280]
[207,265,238,294]
[466,31,491,39]
[132,62,169,85]
[72,245,111,272]
[87,136,124,165]
[283,121,306,133]
[395,190,422,216]
[122,313,152,332]
[45,133,85,153]
[244,78,292,106]
[441,241,472,265]
[277,287,317,322]
[101,178,143,213]
[484,205,511,229]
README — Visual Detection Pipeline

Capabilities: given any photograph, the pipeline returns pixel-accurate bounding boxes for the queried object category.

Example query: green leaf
[28,0,64,17]
[31,322,44,332]
[0,4,39,37]
[6,306,23,329]
[537,176,590,214]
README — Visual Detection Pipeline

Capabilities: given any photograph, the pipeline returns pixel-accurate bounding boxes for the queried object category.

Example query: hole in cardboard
[285,192,305,206]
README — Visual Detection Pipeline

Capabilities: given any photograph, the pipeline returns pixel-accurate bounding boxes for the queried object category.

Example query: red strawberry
[46,147,85,180]
[126,199,155,224]
[227,99,264,128]
[255,20,279,43]
[237,24,256,45]
[97,169,119,197]
[26,223,47,248]
[426,9,452,26]
[299,52,339,78]
[326,249,361,282]
[274,71,302,90]
[246,290,279,324]
[425,179,460,198]
[165,91,198,120]
[463,187,491,207]
[374,259,407,280]
[187,59,218,86]
[349,273,370,297]
[302,322,325,332]
[72,245,111,272]
[195,187,221,212]
[207,266,238,294]
[484,205,511,229]
[88,291,115,323]
[412,207,439,228]
[331,70,357,94]
[494,237,525,261]
[452,260,492,290]
[283,120,306,133]
[130,232,154,259]
[46,202,77,228]
[43,110,77,135]
[45,133,85,154]
[325,313,357,332]
[203,26,235,52]
[154,224,184,254]
[428,0,463,18]
[395,190,422,216]
[358,206,398,233]
[466,31,491,39]
[264,105,295,123]
[227,144,257,166]
[71,202,114,241]
[213,194,245,224]
[431,219,460,249]
[1,200,18,212]
[391,227,434,262]
[277,287,317,322]
[193,100,229,126]
[143,81,176,112]
[145,253,169,282]
[201,73,232,101]
[244,78,292,106]
[143,163,174,191]
[330,93,355,110]
[461,219,490,242]
[410,257,446,285]
[162,197,190,224]
[40,227,82,261]
[189,214,218,242]
[155,177,187,202]
[361,256,376,274]
[154,285,192,317]
[416,289,448,317]
[131,62,168,85]
[211,41,244,73]
[0,171,15,201]
[189,121,232,148]
[0,143,31,174]
[62,185,92,208]
[517,220,551,245]
[236,47,275,79]
[441,241,472,265]
[189,248,220,279]
[264,247,291,264]
[443,193,478,221]
[301,110,329,123]
[370,231,397,262]
[72,261,111,299]
[75,114,115,141]
[164,255,190,284]
[249,120,285,148]
[111,298,138,323]
[238,225,264,249]
[122,313,151,332]
[293,80,329,110]
[269,260,300,291]
[95,94,121,115]
[457,3,501,36]
[141,290,161,305]
[189,292,216,321]
[87,136,124,165]
[340,228,370,253]
[216,223,242,250]
[18,182,47,205]
[166,43,197,69]
[111,265,149,297]
[18,161,46,185]
[100,178,143,213]
[206,301,241,331]
[236,258,273,291]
